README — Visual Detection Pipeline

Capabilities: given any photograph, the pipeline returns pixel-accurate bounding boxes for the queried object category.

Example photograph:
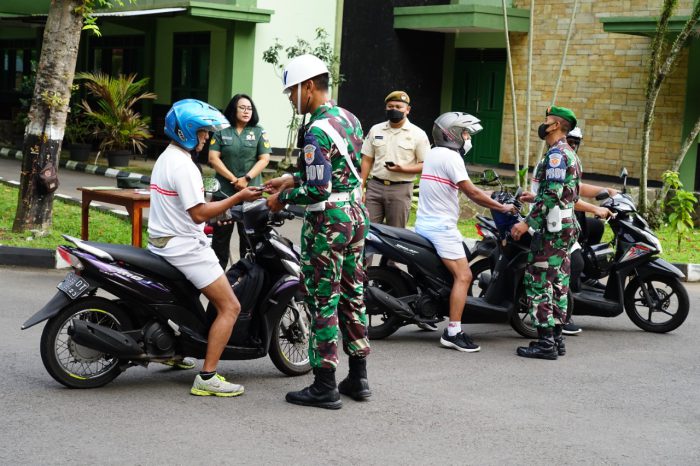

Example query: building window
[171,32,210,102]
[87,35,145,77]
[0,40,36,93]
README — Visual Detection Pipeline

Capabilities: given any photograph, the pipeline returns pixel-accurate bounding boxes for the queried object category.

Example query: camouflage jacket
[279,102,364,205]
[526,137,581,231]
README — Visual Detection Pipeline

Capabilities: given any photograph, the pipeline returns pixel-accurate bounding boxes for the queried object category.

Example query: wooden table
[78,187,150,247]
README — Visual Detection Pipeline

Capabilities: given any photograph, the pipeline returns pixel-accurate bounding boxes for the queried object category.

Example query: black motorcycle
[22,198,311,389]
[472,168,690,335]
[364,186,536,339]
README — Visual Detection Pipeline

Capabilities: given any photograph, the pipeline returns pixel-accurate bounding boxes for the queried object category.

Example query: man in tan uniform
[361,90,430,229]
[361,91,434,330]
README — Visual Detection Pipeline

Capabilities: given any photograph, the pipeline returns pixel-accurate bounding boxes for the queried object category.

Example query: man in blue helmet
[148,99,262,396]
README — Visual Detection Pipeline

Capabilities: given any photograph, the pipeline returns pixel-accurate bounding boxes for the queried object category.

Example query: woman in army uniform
[209,94,271,269]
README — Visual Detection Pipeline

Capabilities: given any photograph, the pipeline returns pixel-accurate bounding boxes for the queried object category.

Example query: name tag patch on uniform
[305,165,325,181]
[304,144,316,165]
[374,135,384,140]
[546,154,566,182]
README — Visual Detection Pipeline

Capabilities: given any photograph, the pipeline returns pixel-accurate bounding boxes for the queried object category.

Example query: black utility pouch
[530,231,544,253]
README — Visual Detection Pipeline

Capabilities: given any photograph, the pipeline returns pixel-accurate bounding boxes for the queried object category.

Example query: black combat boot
[553,325,566,356]
[338,356,371,401]
[517,327,558,360]
[285,367,342,410]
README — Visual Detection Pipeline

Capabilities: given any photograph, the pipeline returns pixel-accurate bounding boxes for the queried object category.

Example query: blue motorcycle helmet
[164,99,230,150]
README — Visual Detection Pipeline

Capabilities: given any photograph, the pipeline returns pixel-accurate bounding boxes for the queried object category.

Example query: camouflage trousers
[301,203,370,369]
[523,225,578,328]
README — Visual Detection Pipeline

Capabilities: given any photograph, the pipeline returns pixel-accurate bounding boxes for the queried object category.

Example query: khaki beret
[385,90,410,104]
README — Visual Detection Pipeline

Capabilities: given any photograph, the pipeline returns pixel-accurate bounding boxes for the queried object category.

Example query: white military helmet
[432,112,483,151]
[281,54,329,94]
[567,127,583,139]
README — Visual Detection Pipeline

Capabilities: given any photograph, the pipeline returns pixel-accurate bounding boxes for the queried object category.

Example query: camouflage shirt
[279,102,364,205]
[526,137,582,231]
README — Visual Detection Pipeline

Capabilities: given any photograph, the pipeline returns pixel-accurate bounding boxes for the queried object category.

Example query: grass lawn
[1,183,699,264]
[0,184,142,249]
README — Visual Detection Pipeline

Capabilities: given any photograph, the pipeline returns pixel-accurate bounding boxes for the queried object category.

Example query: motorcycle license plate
[57,273,89,299]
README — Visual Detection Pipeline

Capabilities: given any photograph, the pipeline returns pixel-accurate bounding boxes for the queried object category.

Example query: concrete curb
[0,146,151,185]
[1,145,699,280]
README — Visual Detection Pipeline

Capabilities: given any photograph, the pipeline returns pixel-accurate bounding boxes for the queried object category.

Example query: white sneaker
[190,373,244,397]
[160,357,196,370]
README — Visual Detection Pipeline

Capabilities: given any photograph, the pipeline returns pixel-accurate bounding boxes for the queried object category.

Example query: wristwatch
[244,174,252,182]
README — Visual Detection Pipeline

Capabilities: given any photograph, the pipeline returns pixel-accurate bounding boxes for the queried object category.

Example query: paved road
[2,266,699,464]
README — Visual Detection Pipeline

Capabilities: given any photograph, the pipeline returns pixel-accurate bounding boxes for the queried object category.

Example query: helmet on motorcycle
[281,54,329,94]
[432,112,483,151]
[165,99,230,150]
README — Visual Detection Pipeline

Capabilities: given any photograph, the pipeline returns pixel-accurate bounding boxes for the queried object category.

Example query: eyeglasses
[237,105,253,112]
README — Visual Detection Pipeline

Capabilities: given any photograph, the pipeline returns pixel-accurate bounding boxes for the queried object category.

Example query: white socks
[447,321,462,336]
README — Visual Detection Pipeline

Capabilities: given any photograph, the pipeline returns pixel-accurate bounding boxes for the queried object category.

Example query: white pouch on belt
[547,205,562,233]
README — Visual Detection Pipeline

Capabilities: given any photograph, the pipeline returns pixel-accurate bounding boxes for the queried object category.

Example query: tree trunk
[12,0,83,234]
[523,0,534,191]
[503,0,520,185]
[672,114,700,174]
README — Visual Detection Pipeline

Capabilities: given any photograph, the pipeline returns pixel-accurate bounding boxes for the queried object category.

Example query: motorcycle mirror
[619,167,628,194]
[202,177,221,194]
[595,189,610,201]
[481,169,499,185]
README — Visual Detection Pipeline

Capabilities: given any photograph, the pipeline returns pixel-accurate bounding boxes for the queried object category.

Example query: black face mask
[537,122,555,140]
[386,109,405,123]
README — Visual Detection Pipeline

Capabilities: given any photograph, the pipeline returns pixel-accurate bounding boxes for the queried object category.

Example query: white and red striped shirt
[147,143,207,240]
[416,146,470,229]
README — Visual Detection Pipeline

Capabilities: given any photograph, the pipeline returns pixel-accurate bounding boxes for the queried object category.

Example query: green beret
[547,105,577,129]
[385,90,410,104]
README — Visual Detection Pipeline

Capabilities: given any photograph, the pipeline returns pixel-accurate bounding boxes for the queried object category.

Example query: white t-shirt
[148,144,207,239]
[415,146,470,229]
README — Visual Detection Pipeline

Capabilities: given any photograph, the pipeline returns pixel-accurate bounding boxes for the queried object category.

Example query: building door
[452,49,506,165]
[172,32,210,102]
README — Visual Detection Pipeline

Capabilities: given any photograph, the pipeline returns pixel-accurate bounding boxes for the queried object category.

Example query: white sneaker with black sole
[440,329,481,352]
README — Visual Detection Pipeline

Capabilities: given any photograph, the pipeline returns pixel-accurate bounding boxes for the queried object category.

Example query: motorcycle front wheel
[366,266,410,340]
[40,297,131,389]
[269,297,312,376]
[624,274,689,333]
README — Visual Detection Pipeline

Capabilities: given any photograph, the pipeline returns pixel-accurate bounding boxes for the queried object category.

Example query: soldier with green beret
[511,105,582,359]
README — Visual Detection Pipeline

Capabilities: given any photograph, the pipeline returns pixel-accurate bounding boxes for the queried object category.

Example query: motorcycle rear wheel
[366,266,410,340]
[624,274,689,333]
[40,297,131,389]
[269,298,312,376]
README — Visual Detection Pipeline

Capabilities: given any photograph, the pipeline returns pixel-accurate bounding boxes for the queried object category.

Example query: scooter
[364,186,536,340]
[22,196,312,389]
[568,169,689,332]
[471,168,690,335]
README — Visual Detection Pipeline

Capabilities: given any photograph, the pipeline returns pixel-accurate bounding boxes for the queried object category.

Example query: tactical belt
[371,177,411,186]
[307,188,361,212]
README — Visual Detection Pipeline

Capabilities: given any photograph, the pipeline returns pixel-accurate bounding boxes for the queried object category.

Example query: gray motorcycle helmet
[432,112,483,151]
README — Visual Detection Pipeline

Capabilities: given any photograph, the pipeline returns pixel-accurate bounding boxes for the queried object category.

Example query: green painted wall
[441,35,456,113]
[454,32,507,48]
[680,39,700,190]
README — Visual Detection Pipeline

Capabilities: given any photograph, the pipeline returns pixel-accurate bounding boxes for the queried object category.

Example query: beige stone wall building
[503,0,693,182]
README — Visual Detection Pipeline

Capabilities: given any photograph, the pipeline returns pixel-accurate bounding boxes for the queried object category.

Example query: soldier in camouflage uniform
[511,106,581,360]
[265,54,370,409]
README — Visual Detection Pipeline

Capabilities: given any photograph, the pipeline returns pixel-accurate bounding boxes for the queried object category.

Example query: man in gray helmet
[415,112,516,352]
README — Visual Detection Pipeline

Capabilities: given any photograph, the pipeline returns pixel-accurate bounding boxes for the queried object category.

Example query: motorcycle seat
[83,241,187,281]
[370,223,436,251]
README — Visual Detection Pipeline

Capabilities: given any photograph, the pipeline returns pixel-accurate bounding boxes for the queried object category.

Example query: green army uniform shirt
[210,125,271,196]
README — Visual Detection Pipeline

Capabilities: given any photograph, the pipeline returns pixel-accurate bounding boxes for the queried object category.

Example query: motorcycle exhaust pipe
[366,286,415,320]
[67,320,144,358]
